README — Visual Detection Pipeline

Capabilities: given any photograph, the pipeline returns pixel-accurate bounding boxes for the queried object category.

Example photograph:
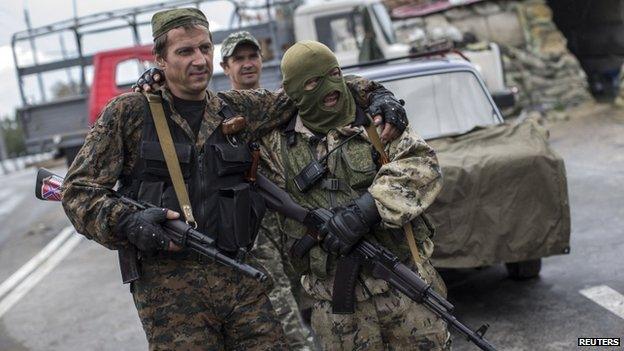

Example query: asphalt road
[0,102,622,350]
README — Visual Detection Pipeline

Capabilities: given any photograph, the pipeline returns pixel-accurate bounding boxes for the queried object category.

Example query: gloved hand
[368,88,408,144]
[322,193,381,255]
[117,207,173,252]
[132,67,165,93]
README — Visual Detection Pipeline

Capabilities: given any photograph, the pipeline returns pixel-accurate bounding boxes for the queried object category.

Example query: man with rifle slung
[60,7,408,351]
[252,40,453,350]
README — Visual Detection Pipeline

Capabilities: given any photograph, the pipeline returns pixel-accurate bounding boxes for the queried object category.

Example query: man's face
[157,25,213,100]
[220,44,262,90]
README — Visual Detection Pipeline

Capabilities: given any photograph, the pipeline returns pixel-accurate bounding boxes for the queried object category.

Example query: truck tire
[505,259,542,280]
[63,146,82,167]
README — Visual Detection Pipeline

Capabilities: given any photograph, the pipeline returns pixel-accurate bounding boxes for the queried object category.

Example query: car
[350,58,571,279]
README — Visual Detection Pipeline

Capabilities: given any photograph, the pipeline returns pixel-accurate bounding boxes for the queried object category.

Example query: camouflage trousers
[307,260,451,351]
[131,252,288,351]
[253,229,315,350]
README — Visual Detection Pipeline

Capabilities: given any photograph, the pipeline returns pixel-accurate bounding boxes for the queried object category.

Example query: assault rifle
[35,168,267,282]
[255,174,498,351]
[39,168,497,350]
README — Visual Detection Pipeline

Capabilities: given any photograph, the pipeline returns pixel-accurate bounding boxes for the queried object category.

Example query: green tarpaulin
[427,118,571,268]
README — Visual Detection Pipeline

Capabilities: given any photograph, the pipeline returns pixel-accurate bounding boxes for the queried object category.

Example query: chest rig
[119,94,265,256]
[279,100,436,314]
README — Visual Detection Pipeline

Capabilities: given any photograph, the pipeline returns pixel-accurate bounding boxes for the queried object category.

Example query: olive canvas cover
[426,118,571,268]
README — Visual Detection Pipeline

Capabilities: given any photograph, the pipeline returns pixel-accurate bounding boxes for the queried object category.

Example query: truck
[349,57,570,278]
[12,0,506,165]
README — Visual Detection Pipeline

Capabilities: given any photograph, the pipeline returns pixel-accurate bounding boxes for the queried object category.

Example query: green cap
[221,31,261,60]
[151,8,209,40]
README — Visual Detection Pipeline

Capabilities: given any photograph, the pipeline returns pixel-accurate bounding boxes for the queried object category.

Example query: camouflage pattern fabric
[151,8,209,39]
[221,31,261,60]
[61,86,300,247]
[61,77,383,350]
[251,211,315,350]
[132,254,287,350]
[311,262,450,351]
[258,99,450,349]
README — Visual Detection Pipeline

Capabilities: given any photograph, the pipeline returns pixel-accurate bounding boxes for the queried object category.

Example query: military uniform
[62,74,388,349]
[256,41,451,347]
[258,107,451,350]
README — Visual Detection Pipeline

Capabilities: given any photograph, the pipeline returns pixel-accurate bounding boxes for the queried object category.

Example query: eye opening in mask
[303,67,342,92]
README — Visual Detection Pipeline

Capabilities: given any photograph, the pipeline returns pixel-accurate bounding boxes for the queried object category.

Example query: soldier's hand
[322,193,381,256]
[368,88,408,144]
[132,67,165,93]
[118,207,180,252]
[373,115,402,144]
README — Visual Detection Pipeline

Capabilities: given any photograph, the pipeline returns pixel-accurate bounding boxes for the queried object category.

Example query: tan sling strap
[364,117,424,266]
[144,92,197,228]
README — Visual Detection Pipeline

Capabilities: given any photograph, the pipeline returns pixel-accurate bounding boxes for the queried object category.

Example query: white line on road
[0,226,82,319]
[580,285,624,320]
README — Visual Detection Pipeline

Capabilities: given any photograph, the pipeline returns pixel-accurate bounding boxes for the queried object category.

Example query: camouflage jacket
[258,104,443,300]
[61,76,386,249]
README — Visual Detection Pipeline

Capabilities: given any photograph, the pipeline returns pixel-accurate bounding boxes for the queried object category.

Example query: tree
[0,116,26,157]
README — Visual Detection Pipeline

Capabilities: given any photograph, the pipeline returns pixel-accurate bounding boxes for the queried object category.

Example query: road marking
[580,285,624,320]
[0,192,25,216]
[0,226,81,319]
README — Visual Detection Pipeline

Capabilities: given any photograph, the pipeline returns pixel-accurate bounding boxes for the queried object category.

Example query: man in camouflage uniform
[62,8,406,350]
[221,30,314,350]
[257,41,452,350]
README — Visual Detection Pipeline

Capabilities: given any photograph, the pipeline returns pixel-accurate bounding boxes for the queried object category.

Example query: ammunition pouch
[213,143,252,177]
[217,183,265,253]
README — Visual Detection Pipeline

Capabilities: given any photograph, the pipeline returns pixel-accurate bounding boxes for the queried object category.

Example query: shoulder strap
[362,113,421,266]
[143,92,197,228]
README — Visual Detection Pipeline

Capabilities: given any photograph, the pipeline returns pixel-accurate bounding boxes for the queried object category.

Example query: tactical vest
[119,96,265,254]
[280,103,434,279]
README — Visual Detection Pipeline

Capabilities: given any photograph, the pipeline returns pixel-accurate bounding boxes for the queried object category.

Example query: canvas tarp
[426,118,571,268]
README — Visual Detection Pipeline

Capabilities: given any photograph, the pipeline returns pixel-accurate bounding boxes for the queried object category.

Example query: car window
[315,12,364,54]
[381,71,500,139]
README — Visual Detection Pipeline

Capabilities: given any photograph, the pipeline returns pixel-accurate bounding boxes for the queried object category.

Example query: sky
[0,0,237,118]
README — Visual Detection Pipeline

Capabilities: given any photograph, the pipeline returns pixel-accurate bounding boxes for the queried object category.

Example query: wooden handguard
[221,116,247,135]
[245,142,261,182]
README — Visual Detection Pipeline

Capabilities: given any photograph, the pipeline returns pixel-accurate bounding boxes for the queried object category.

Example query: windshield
[371,3,396,44]
[381,71,500,139]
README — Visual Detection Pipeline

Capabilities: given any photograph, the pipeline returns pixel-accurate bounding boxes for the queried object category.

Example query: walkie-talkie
[293,130,362,193]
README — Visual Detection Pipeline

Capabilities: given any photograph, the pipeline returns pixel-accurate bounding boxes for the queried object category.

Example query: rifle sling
[144,93,197,227]
[363,116,423,267]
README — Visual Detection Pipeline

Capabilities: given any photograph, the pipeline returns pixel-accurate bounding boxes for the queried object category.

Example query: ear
[155,55,166,70]
[220,61,229,76]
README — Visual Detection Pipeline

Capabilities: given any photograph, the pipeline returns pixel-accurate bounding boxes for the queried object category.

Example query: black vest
[120,97,264,253]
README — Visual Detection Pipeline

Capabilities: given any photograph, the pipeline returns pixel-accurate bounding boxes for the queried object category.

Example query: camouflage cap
[151,8,209,40]
[221,31,261,60]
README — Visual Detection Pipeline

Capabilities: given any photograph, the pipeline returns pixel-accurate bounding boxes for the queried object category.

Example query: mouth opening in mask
[323,90,340,108]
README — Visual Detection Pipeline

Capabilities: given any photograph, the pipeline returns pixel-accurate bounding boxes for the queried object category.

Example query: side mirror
[492,88,517,111]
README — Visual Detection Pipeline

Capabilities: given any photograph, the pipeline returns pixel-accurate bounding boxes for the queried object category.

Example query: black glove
[322,193,381,255]
[117,207,172,252]
[132,67,165,92]
[367,88,408,133]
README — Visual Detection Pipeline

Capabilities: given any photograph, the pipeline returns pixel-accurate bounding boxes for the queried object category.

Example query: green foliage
[51,80,81,99]
[0,115,26,157]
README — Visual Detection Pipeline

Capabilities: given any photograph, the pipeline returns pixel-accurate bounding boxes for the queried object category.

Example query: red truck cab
[88,45,154,125]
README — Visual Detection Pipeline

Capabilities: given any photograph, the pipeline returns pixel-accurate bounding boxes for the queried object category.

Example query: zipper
[197,147,206,231]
